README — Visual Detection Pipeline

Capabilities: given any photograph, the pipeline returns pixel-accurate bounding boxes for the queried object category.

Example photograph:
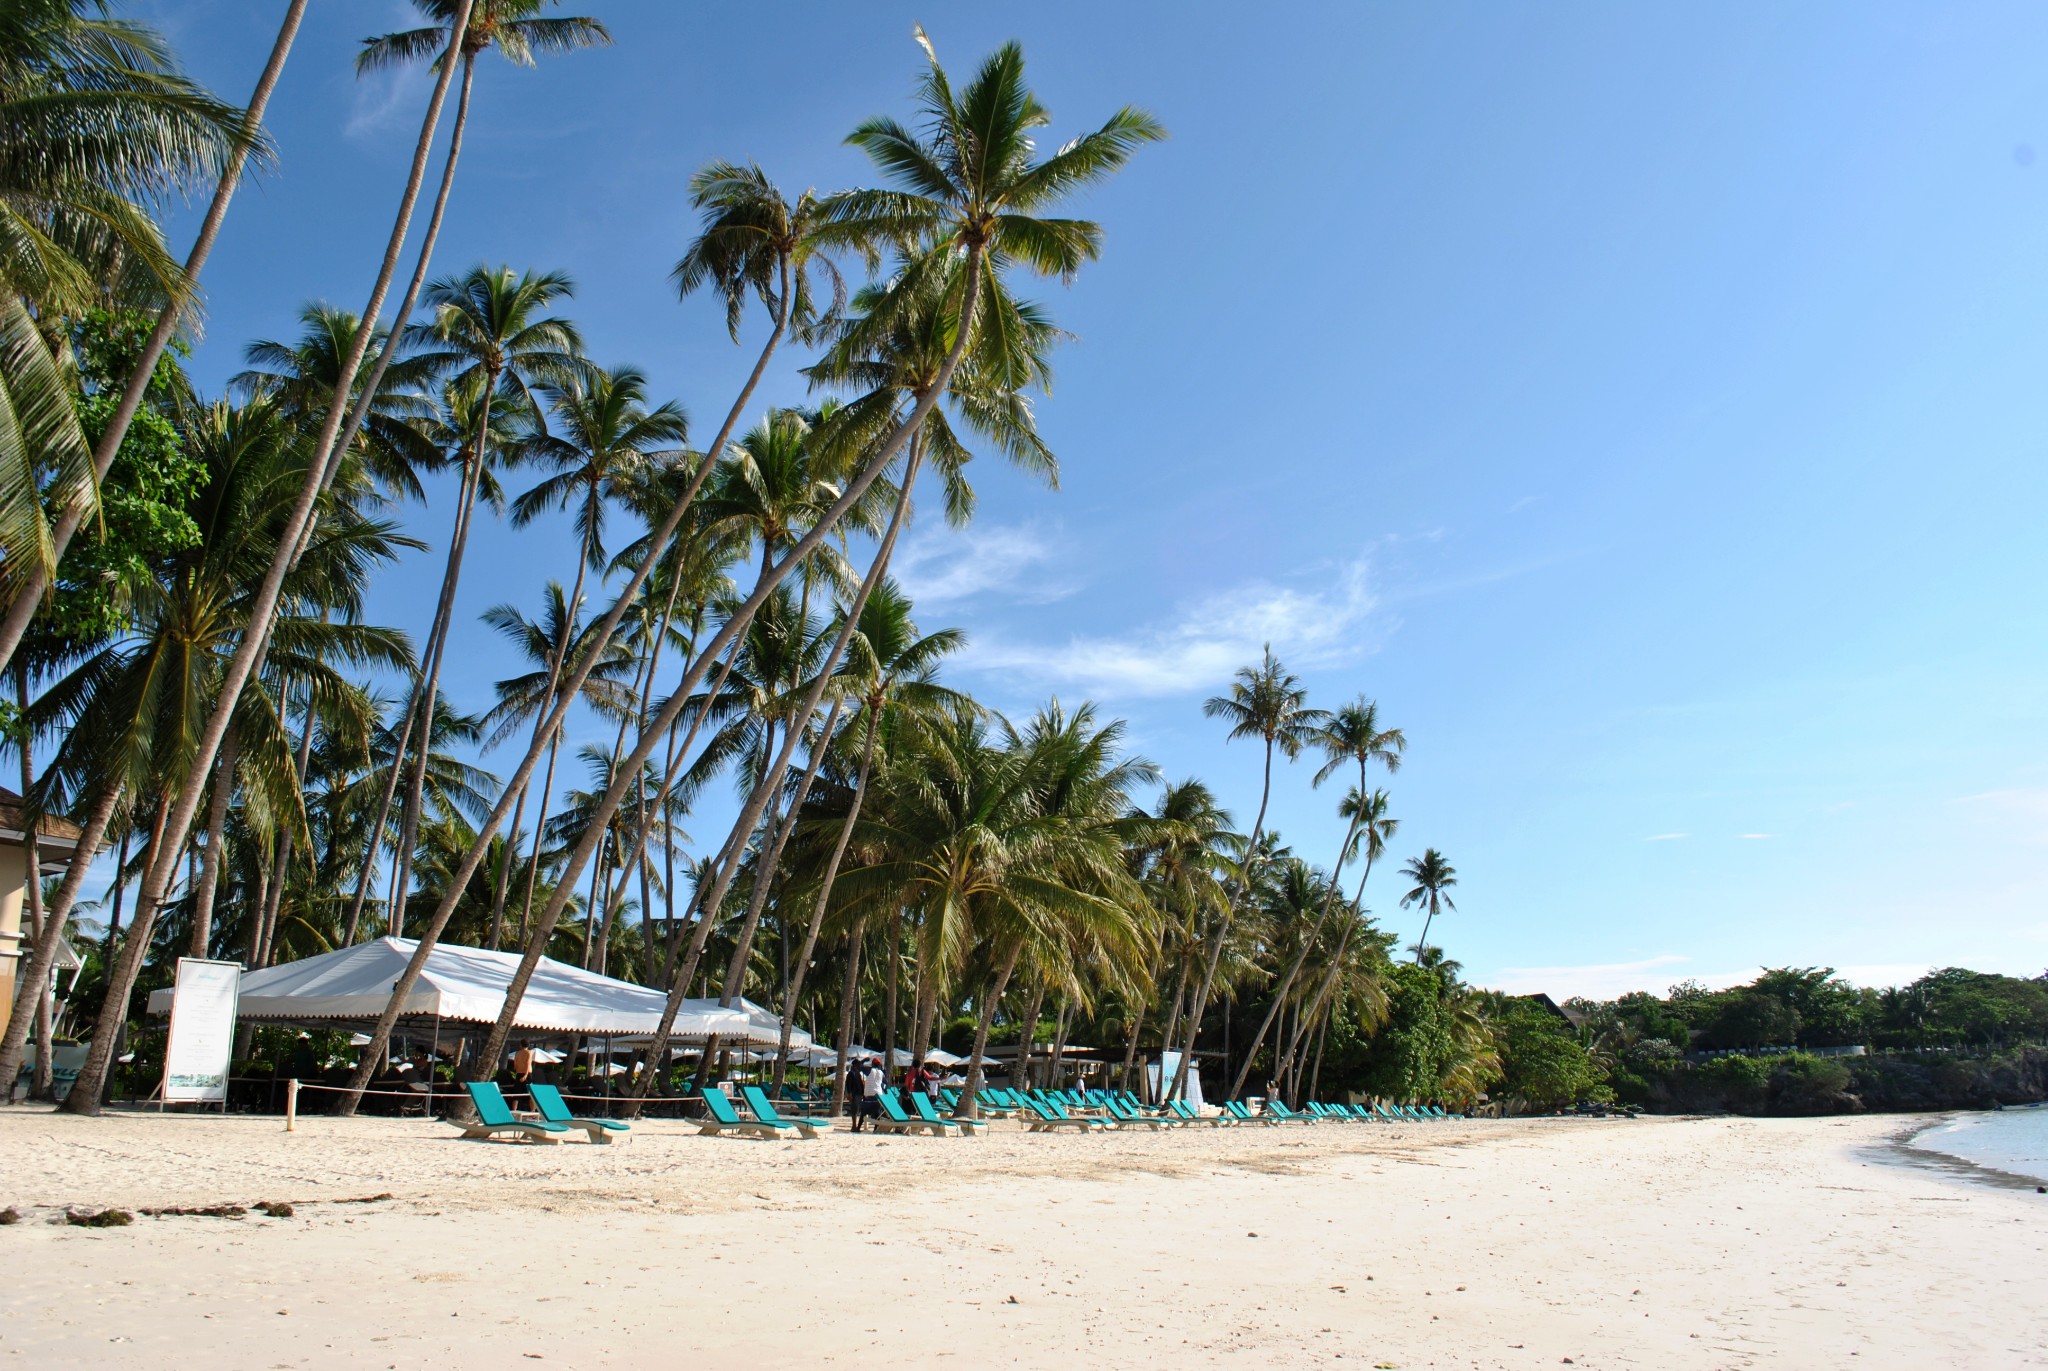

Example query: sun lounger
[453,1081,567,1144]
[742,1085,832,1139]
[1168,1099,1232,1127]
[1225,1100,1282,1127]
[873,1093,950,1135]
[1104,1096,1180,1130]
[1021,1096,1112,1132]
[909,1092,986,1135]
[523,1084,630,1144]
[1264,1100,1318,1124]
[695,1086,797,1140]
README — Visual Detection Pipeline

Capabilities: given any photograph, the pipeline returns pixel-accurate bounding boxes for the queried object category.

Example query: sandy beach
[1,1108,2039,1369]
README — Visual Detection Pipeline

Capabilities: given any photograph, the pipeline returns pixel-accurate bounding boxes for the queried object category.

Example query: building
[0,787,89,1042]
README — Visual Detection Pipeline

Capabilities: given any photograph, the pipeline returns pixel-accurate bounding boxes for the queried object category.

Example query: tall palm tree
[379,265,581,932]
[1172,647,1325,1097]
[775,577,964,1088]
[1401,848,1458,964]
[70,6,487,1116]
[350,35,1156,1114]
[1232,698,1403,1096]
[1277,785,1399,1085]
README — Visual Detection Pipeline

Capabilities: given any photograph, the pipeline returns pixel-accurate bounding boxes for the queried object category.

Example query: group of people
[843,1057,947,1132]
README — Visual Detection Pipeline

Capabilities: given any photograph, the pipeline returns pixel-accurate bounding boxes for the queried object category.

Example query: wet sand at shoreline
[2,1108,2041,1368]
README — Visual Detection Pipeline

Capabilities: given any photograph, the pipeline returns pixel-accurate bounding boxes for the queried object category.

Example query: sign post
[161,957,241,1109]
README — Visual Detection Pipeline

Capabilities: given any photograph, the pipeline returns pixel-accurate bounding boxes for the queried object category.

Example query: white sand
[1,1107,2041,1368]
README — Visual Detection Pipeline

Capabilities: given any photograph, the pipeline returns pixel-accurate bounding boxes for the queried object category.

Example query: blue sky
[128,2,2048,999]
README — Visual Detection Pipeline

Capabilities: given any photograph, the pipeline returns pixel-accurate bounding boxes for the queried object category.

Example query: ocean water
[1911,1106,2048,1185]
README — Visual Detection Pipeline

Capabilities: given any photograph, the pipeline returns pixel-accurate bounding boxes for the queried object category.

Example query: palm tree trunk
[881,914,900,1074]
[12,671,50,1097]
[0,0,310,676]
[484,779,527,951]
[343,711,413,946]
[1230,805,1366,1098]
[953,942,1022,1120]
[717,696,842,1009]
[1279,849,1377,1079]
[388,424,487,935]
[770,703,879,1091]
[1172,737,1275,1101]
[366,244,983,1118]
[1014,978,1046,1092]
[827,914,868,1118]
[185,724,240,959]
[0,776,122,1093]
[68,5,479,1117]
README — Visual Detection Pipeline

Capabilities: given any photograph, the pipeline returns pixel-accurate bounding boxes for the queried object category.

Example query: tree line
[2,2,1509,1120]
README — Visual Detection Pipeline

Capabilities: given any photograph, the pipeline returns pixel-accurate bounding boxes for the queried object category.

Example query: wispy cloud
[346,5,433,138]
[1739,833,1773,840]
[961,556,1382,698]
[1645,832,1688,842]
[893,523,1075,606]
[1484,955,1692,1000]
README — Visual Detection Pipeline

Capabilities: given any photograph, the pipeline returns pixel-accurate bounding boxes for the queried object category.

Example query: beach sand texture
[1,1109,2039,1369]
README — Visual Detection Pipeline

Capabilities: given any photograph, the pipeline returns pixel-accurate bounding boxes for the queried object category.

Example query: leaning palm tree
[1232,698,1403,1096]
[1172,646,1326,1097]
[378,265,582,932]
[1401,848,1458,963]
[67,8,489,1116]
[352,34,1157,1116]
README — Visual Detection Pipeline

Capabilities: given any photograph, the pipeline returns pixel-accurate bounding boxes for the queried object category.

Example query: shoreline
[1882,1107,2048,1193]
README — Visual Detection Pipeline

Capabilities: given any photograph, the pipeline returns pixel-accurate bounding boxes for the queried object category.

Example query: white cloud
[1483,955,1693,1000]
[961,556,1383,698]
[1645,832,1688,842]
[893,523,1074,606]
[346,5,435,138]
[1739,833,1773,840]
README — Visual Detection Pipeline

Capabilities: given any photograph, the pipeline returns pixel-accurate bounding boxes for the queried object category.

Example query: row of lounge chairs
[453,1079,1453,1145]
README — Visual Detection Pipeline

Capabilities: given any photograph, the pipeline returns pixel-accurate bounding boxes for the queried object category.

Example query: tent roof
[144,937,751,1038]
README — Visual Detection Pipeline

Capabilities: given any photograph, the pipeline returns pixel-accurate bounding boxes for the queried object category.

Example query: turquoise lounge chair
[695,1087,793,1140]
[453,1081,567,1144]
[742,1085,831,1139]
[874,1092,949,1135]
[910,1092,985,1135]
[1021,1096,1111,1132]
[1105,1096,1180,1130]
[1168,1099,1232,1127]
[524,1083,630,1144]
[1225,1101,1282,1127]
[1265,1100,1318,1124]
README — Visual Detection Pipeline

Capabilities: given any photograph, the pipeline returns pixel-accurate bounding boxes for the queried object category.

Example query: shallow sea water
[1908,1104,2048,1186]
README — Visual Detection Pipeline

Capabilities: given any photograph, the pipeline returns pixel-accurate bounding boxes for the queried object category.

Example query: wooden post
[285,1077,299,1132]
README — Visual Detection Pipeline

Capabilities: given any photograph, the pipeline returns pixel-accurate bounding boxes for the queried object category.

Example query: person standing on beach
[511,1044,534,1087]
[862,1058,887,1125]
[845,1058,869,1131]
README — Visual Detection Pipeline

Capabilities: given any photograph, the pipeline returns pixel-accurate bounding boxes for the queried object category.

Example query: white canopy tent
[146,937,749,1038]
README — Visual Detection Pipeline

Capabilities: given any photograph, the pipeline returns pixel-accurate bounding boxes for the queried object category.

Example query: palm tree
[1232,698,1403,1096]
[1276,785,1399,1088]
[72,7,488,1116]
[774,578,965,1089]
[1172,647,1325,1097]
[379,265,582,932]
[1401,848,1458,964]
[0,0,255,661]
[49,402,415,1113]
[349,35,1155,1114]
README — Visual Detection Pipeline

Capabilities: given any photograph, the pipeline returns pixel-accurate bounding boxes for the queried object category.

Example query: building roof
[0,786,85,851]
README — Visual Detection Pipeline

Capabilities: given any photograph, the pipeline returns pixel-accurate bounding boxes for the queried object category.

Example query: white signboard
[162,957,241,1104]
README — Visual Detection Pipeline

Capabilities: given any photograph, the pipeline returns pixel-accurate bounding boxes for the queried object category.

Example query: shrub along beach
[2,4,2045,1368]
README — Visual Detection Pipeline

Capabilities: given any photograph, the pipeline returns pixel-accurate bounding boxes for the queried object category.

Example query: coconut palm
[377,266,582,932]
[1232,698,1403,1096]
[347,35,1156,1114]
[1171,647,1326,1096]
[1401,848,1458,964]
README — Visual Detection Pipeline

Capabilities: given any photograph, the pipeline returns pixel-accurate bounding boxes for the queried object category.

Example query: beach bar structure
[0,787,92,1042]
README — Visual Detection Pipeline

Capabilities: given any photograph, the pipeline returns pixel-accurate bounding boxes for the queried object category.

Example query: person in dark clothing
[845,1058,869,1131]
